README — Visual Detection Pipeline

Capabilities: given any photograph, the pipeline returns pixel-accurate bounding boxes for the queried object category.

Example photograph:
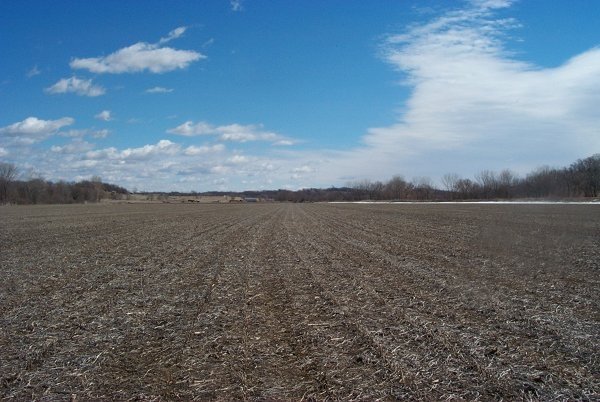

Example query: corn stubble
[0,202,598,400]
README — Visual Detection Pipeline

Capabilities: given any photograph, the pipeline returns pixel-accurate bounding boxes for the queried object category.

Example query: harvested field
[1,202,599,400]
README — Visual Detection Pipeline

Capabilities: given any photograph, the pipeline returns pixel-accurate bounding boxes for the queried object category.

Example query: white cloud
[27,65,41,78]
[86,139,180,161]
[45,77,105,96]
[91,129,110,139]
[145,86,174,93]
[10,1,600,192]
[58,128,110,139]
[158,26,187,45]
[0,116,74,137]
[273,139,296,146]
[184,144,225,156]
[292,165,314,173]
[50,140,95,154]
[70,28,204,74]
[120,139,180,160]
[95,110,112,121]
[228,154,249,164]
[167,121,215,136]
[0,147,8,157]
[230,0,243,12]
[291,0,600,184]
[167,120,295,144]
[218,124,278,142]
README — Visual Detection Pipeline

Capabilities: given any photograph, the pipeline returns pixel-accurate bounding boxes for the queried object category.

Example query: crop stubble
[0,203,598,400]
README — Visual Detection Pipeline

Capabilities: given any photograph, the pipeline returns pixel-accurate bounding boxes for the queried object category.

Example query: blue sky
[1,0,599,191]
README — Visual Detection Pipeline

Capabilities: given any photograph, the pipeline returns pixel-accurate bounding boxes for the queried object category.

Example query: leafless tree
[384,175,409,200]
[0,162,18,203]
[411,176,434,200]
[455,178,478,199]
[475,170,499,199]
[497,169,518,198]
[441,173,460,199]
[570,154,600,197]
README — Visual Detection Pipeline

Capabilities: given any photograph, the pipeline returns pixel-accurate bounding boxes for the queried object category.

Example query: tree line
[343,154,599,201]
[1,154,598,204]
[272,154,600,202]
[0,163,128,205]
[161,154,599,202]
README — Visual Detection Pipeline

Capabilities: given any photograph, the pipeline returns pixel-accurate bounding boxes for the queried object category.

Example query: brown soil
[1,203,598,400]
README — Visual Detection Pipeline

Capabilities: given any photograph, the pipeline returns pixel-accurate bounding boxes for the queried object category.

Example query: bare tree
[349,179,384,200]
[385,175,409,200]
[475,170,499,199]
[455,178,478,199]
[441,173,460,199]
[411,176,435,200]
[497,169,518,198]
[0,162,18,203]
[570,154,600,197]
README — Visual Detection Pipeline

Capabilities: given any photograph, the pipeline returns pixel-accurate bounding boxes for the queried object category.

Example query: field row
[1,203,598,399]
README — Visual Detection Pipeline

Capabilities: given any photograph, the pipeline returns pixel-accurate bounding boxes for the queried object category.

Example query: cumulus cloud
[145,86,174,93]
[10,1,600,192]
[86,139,180,161]
[95,110,112,121]
[70,28,204,74]
[0,147,8,157]
[45,77,105,96]
[167,121,296,145]
[0,116,74,138]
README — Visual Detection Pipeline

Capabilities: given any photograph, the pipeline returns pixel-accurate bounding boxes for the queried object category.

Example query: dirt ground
[1,203,598,400]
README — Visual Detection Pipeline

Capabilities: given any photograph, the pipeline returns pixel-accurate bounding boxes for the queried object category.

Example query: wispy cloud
[158,26,187,45]
[26,65,41,78]
[230,0,243,12]
[58,128,110,139]
[297,0,600,183]
[70,28,204,74]
[94,110,112,121]
[145,86,174,94]
[50,139,95,154]
[167,121,214,136]
[7,1,600,192]
[45,77,105,97]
